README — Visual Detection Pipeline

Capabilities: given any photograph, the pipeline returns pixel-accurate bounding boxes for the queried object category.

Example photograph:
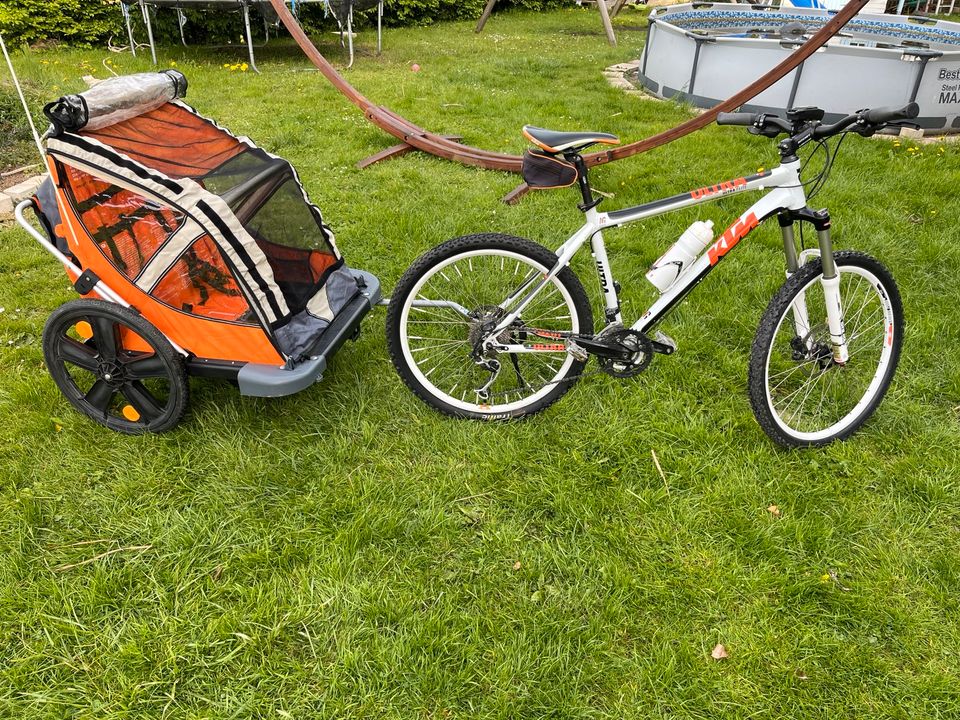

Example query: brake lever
[748,125,782,139]
[886,121,921,131]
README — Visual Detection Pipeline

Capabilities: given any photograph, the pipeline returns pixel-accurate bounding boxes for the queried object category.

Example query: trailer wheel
[42,299,188,434]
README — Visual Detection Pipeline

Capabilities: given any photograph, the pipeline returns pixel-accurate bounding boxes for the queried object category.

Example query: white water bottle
[645,220,715,293]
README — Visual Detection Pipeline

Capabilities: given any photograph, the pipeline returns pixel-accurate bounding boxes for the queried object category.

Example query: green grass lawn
[2,7,960,718]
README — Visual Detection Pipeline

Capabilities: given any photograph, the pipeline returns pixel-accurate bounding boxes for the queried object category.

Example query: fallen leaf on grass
[711,643,729,660]
[512,560,521,570]
[767,504,781,517]
[795,669,809,680]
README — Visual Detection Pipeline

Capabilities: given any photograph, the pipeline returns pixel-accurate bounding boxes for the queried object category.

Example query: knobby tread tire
[748,251,903,448]
[386,233,594,420]
[43,299,189,434]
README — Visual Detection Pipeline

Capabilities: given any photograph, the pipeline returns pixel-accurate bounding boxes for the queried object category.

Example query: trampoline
[638,4,960,134]
[121,0,384,71]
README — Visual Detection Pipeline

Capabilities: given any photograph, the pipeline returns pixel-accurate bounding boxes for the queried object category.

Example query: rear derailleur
[467,306,523,401]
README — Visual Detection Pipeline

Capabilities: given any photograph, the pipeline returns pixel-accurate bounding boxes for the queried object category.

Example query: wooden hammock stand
[267,0,870,203]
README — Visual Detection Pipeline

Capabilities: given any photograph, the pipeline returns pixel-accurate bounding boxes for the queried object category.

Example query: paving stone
[4,174,47,203]
[0,192,14,218]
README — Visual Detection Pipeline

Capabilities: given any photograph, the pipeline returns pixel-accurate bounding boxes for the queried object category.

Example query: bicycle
[386,103,917,447]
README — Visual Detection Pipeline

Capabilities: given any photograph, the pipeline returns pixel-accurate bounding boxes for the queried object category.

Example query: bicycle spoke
[89,316,118,363]
[122,381,164,421]
[400,247,581,412]
[762,261,897,441]
[85,380,115,414]
[58,337,99,371]
[124,353,168,380]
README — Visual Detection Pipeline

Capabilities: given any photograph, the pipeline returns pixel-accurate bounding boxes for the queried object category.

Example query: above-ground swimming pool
[637,4,960,134]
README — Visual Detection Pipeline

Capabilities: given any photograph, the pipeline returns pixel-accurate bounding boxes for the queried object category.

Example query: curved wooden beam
[583,0,869,167]
[268,0,869,179]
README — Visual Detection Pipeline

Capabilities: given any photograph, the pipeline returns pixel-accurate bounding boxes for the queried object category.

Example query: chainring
[598,328,653,378]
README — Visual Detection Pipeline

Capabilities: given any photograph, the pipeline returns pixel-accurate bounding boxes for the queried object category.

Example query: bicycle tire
[748,251,903,447]
[386,233,594,420]
[43,299,188,434]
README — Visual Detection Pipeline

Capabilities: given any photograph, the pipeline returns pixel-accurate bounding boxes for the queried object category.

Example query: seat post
[567,153,599,211]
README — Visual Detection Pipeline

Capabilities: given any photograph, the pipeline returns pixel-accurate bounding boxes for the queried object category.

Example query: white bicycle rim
[764,265,896,443]
[399,249,580,414]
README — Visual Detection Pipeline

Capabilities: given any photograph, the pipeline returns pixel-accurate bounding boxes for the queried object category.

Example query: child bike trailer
[15,70,380,433]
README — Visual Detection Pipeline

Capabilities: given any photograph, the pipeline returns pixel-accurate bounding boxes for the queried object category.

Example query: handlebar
[716,112,756,127]
[863,103,920,125]
[717,103,920,143]
[716,111,797,138]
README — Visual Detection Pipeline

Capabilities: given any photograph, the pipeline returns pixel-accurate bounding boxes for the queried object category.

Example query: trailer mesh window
[61,165,183,280]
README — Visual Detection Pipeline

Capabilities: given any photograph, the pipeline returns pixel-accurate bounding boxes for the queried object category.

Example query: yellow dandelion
[240,62,249,72]
[820,573,831,583]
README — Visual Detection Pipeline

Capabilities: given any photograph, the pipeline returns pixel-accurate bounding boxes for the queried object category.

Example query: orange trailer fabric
[82,103,246,179]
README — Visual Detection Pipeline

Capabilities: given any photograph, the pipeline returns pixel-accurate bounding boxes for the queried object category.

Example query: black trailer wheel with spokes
[42,299,188,434]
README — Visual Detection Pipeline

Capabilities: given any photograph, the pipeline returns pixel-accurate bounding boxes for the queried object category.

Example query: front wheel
[749,251,903,447]
[386,233,594,419]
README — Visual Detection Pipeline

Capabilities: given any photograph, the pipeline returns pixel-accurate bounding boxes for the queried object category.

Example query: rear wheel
[42,299,188,433]
[748,251,903,447]
[386,233,593,419]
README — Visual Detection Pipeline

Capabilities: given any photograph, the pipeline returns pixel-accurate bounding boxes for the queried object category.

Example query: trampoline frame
[121,0,383,71]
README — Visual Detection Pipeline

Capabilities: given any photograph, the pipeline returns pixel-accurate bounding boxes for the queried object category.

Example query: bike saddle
[522,125,620,154]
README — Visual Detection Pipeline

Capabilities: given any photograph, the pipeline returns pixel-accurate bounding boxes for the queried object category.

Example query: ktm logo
[707,212,759,265]
[691,177,747,200]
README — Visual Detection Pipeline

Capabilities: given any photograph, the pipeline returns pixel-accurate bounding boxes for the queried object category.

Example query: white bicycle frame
[486,157,850,363]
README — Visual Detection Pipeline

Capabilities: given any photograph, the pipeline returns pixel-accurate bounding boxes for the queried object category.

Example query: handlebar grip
[862,102,919,125]
[716,112,757,127]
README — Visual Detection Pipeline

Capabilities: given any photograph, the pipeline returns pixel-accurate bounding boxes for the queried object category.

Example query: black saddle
[522,125,620,154]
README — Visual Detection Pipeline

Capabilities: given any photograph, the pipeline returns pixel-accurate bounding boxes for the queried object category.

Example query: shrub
[0,0,121,47]
[0,0,569,48]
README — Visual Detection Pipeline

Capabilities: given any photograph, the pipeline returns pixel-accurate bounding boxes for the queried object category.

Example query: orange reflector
[122,405,141,422]
[75,321,93,340]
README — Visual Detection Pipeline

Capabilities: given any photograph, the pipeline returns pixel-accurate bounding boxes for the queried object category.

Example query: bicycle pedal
[565,338,589,362]
[650,331,677,355]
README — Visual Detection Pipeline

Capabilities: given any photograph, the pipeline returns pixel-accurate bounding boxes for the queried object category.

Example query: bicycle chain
[480,362,609,402]
[478,327,650,401]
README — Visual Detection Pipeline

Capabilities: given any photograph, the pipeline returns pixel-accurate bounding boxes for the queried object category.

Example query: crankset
[595,328,653,378]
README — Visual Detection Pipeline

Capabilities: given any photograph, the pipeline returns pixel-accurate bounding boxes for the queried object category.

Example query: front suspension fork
[818,227,848,363]
[781,213,848,363]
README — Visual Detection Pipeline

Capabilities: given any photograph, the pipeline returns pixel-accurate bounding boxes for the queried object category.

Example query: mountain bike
[386,103,917,447]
